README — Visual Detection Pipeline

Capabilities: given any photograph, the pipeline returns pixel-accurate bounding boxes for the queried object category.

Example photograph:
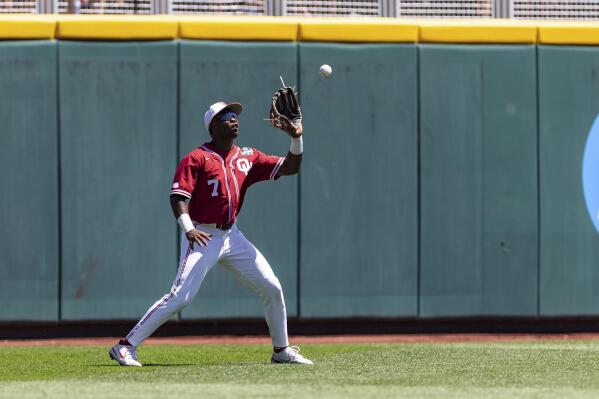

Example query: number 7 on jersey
[208,179,219,197]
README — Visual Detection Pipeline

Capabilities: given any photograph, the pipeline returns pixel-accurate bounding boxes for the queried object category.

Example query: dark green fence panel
[0,42,58,321]
[539,46,599,315]
[298,43,418,317]
[179,41,299,319]
[59,42,178,320]
[419,45,538,317]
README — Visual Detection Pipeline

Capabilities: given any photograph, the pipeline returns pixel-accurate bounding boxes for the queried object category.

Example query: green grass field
[2,340,599,398]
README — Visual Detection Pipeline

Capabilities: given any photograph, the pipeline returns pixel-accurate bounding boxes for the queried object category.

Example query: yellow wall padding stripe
[0,15,56,39]
[179,16,298,41]
[3,16,599,44]
[299,18,418,43]
[538,22,599,45]
[419,20,538,44]
[56,16,178,40]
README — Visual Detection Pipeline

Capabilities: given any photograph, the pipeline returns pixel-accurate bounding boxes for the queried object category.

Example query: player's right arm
[170,153,211,248]
[170,195,212,248]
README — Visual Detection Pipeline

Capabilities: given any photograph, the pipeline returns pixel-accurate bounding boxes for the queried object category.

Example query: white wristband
[290,136,303,155]
[177,213,195,233]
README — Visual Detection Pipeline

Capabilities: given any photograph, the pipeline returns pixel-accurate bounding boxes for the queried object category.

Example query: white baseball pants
[125,224,289,348]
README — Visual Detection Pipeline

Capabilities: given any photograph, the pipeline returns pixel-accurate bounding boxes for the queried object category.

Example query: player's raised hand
[186,229,212,248]
[269,85,302,138]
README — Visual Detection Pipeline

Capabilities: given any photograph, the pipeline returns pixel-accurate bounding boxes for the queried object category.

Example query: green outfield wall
[419,45,538,317]
[1,29,599,322]
[299,43,418,317]
[59,41,179,320]
[538,46,599,315]
[0,41,58,321]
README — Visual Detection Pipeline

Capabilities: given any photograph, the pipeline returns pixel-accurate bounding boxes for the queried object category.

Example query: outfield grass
[2,341,599,398]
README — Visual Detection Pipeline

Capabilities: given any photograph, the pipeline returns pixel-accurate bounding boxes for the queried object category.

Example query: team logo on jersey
[240,147,254,156]
[236,158,253,175]
[172,182,179,189]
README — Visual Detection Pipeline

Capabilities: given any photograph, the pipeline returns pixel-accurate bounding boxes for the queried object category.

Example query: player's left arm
[276,151,302,176]
[275,122,303,177]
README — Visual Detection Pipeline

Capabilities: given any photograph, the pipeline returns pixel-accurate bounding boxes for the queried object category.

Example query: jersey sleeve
[246,149,285,185]
[170,153,202,198]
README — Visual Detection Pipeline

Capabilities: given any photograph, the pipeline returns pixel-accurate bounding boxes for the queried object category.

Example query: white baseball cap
[204,101,243,132]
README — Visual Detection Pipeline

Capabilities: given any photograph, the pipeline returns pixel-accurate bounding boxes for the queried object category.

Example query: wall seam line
[56,40,63,322]
[416,44,422,318]
[536,45,541,317]
[296,41,302,319]
[176,41,183,322]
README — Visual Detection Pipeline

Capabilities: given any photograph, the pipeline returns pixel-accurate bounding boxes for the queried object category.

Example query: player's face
[211,109,239,141]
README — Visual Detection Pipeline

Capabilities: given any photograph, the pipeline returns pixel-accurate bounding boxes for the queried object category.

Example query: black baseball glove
[269,87,303,138]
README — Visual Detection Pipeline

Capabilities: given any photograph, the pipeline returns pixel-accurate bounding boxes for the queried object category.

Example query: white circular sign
[583,114,599,235]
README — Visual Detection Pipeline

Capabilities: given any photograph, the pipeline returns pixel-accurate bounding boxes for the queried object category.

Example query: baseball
[319,64,332,77]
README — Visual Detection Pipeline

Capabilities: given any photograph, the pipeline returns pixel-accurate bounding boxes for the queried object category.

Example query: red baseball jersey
[170,142,285,225]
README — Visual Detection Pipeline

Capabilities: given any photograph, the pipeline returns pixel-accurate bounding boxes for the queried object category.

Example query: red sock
[273,346,287,353]
[119,339,133,346]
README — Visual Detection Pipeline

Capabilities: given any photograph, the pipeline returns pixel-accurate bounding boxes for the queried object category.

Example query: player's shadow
[141,363,197,367]
[84,364,196,367]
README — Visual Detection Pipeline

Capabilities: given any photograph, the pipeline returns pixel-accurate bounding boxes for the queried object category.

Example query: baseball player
[109,88,312,366]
